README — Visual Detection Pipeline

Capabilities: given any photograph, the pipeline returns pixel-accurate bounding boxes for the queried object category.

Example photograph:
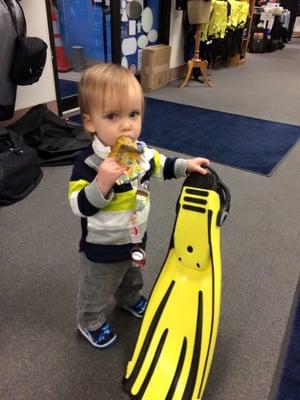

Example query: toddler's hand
[186,157,210,175]
[96,157,127,197]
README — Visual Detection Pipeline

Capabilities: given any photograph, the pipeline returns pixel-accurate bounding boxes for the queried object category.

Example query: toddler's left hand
[186,157,210,175]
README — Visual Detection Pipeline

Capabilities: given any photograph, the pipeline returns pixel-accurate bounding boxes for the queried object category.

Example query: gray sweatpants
[77,253,143,331]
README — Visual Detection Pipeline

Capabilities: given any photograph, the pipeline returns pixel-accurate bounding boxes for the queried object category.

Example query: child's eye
[105,113,118,120]
[129,111,140,118]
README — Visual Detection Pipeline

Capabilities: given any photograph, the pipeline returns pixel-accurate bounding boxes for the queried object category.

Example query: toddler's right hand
[96,157,126,197]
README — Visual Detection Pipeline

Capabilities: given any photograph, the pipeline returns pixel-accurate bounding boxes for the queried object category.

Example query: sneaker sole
[122,305,145,318]
[78,326,117,349]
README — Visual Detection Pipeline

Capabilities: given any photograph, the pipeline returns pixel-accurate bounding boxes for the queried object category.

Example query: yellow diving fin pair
[123,167,231,400]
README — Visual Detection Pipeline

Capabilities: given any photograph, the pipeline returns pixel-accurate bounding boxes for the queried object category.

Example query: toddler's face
[84,84,143,148]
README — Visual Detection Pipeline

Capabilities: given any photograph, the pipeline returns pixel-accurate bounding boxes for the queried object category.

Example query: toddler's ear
[83,113,96,133]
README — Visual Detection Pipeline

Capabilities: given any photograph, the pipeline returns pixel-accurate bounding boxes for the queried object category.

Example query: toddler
[68,63,209,349]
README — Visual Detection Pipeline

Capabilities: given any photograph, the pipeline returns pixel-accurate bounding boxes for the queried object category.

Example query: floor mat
[69,98,300,175]
[141,98,300,175]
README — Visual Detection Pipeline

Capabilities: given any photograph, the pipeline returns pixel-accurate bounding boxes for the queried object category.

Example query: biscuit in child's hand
[109,136,144,182]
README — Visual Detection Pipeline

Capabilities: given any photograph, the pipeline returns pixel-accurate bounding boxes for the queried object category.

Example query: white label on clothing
[130,213,142,244]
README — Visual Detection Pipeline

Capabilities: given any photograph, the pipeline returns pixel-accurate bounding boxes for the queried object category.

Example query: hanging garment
[227,0,248,30]
[208,0,228,39]
[0,0,25,120]
[237,1,249,27]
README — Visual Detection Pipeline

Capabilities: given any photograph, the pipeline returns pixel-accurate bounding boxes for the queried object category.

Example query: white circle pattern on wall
[137,34,148,49]
[148,29,158,43]
[122,37,138,56]
[126,1,143,20]
[141,7,153,33]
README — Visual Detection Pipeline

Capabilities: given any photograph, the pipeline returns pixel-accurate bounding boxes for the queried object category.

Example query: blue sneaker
[78,321,117,349]
[122,296,147,318]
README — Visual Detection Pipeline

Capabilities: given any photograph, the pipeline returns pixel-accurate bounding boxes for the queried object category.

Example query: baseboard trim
[169,65,186,82]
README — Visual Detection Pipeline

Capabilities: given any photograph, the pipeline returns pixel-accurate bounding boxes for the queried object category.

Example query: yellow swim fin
[123,167,230,400]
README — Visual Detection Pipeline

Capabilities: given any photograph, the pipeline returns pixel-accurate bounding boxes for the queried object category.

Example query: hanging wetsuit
[208,0,228,39]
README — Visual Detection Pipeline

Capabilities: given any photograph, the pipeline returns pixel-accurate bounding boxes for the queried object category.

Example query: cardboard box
[141,44,171,92]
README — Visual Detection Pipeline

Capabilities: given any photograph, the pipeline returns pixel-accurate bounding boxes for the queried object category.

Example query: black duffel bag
[8,104,91,166]
[0,127,43,206]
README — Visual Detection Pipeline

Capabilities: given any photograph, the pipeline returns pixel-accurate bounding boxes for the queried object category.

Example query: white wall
[15,0,56,111]
[169,0,185,69]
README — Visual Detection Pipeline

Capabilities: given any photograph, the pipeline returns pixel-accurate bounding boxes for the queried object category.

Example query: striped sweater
[68,137,188,263]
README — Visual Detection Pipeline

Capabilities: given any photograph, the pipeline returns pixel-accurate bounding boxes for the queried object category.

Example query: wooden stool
[180,24,212,88]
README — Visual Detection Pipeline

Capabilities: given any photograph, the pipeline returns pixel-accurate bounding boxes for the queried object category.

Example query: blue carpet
[141,98,300,175]
[277,294,300,400]
[59,79,78,98]
[69,99,300,175]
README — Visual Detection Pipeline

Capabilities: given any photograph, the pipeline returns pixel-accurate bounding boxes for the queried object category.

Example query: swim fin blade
[123,168,230,400]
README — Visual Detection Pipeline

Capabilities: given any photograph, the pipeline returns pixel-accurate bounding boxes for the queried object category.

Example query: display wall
[120,0,160,72]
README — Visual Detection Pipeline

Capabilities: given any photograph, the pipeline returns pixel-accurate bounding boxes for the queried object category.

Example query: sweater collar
[92,136,111,159]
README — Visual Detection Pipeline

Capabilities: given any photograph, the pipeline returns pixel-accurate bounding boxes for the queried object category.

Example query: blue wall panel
[57,0,111,63]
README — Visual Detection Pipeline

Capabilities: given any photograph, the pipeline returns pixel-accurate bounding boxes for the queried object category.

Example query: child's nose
[121,118,132,131]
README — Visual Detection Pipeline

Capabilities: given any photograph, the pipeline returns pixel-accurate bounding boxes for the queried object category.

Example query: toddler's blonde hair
[79,63,144,128]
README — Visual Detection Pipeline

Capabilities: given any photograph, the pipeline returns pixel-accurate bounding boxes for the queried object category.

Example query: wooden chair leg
[199,59,213,88]
[180,60,194,88]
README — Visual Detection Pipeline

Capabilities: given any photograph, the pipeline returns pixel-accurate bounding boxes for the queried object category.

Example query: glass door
[46,0,113,115]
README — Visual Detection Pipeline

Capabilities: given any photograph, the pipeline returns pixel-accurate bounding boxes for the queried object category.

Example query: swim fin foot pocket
[123,167,231,400]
